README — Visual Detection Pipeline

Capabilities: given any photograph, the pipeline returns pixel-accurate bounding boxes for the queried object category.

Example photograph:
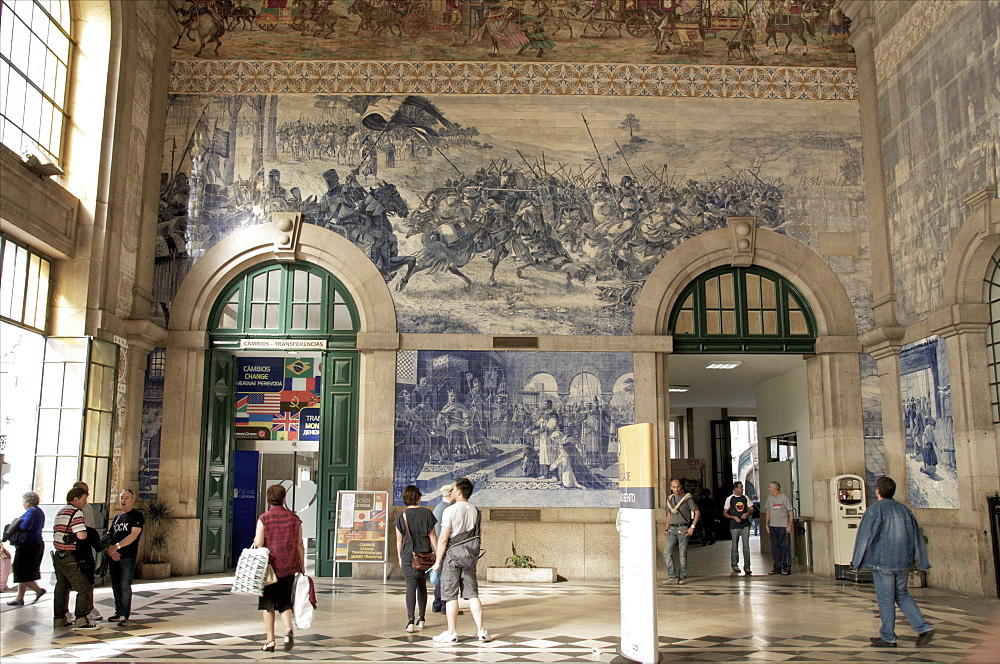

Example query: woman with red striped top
[253,484,304,652]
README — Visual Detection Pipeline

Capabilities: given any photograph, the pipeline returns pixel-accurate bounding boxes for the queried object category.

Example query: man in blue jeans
[105,489,144,627]
[663,479,699,585]
[723,481,753,575]
[764,481,793,575]
[851,476,934,648]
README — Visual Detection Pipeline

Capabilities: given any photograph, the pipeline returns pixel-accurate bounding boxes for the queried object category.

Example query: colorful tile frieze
[169,60,858,100]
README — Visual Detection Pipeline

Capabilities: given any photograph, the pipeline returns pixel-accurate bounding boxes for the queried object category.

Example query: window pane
[333,305,352,330]
[87,364,104,409]
[293,270,308,302]
[762,279,776,307]
[748,313,762,335]
[93,458,109,503]
[720,273,734,307]
[291,303,305,329]
[309,273,322,302]
[265,303,279,328]
[675,310,694,334]
[788,310,808,335]
[705,278,719,308]
[746,274,761,308]
[62,361,85,407]
[306,303,320,329]
[98,410,113,456]
[763,310,778,334]
[35,409,59,453]
[81,455,97,496]
[251,273,267,301]
[83,409,100,455]
[58,408,81,454]
[267,270,280,300]
[250,303,264,328]
[707,311,721,335]
[721,310,736,334]
[33,456,57,502]
[55,455,78,498]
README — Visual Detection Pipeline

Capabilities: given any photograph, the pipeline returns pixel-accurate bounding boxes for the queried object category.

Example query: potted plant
[137,500,175,580]
[486,543,557,583]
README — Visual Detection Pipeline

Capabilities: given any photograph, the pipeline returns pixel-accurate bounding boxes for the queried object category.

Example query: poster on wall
[334,491,389,563]
[899,335,957,509]
[234,357,322,442]
[394,350,633,507]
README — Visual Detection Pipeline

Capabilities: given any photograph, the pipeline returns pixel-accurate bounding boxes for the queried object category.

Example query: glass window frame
[986,248,1000,424]
[0,234,51,334]
[667,266,817,353]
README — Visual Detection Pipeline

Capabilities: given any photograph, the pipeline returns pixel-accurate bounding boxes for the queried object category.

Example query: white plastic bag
[292,572,315,629]
[231,547,271,595]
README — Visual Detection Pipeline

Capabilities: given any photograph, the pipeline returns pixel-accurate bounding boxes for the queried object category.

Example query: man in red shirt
[52,487,98,629]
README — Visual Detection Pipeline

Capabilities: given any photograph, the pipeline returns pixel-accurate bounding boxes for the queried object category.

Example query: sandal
[261,640,275,652]
[283,629,294,651]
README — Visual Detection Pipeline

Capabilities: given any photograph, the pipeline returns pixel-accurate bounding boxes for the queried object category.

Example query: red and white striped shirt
[53,505,86,551]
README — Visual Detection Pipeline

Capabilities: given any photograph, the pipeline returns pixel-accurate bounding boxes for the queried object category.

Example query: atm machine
[830,474,870,581]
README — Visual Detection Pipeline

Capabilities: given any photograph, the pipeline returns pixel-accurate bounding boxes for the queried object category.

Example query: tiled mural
[394,350,633,506]
[170,0,855,67]
[899,335,957,510]
[157,92,870,335]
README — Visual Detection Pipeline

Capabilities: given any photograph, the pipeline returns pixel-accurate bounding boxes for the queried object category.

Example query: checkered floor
[2,561,997,662]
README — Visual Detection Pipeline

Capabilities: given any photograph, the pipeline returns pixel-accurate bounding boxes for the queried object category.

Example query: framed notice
[334,491,389,565]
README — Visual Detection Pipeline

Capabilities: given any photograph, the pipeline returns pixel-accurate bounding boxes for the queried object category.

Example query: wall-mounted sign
[489,509,541,522]
[239,339,328,350]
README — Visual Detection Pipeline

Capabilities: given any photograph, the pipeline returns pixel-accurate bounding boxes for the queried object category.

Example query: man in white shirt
[430,477,492,644]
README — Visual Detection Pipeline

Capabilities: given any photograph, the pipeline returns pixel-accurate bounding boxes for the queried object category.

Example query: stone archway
[633,226,863,579]
[159,221,397,575]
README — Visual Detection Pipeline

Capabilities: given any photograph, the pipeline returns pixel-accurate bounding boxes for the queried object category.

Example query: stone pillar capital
[860,326,906,360]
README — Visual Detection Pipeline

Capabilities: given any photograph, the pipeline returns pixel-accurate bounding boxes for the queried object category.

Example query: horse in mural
[348,0,406,36]
[173,2,227,57]
[351,182,417,286]
[763,12,816,54]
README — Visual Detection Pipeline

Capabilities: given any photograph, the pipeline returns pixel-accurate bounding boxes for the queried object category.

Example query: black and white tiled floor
[2,544,998,663]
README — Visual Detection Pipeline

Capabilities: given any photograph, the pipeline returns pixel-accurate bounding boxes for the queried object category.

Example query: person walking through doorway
[764,481,793,575]
[664,479,699,585]
[724,481,753,575]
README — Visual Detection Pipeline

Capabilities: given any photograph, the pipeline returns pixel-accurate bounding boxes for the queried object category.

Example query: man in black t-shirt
[105,489,144,626]
[724,481,753,575]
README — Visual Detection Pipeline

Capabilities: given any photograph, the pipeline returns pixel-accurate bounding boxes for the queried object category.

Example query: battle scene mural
[170,0,854,66]
[393,350,634,506]
[157,93,871,335]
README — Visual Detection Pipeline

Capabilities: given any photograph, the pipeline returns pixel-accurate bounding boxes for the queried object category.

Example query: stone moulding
[169,60,858,100]
[486,566,557,583]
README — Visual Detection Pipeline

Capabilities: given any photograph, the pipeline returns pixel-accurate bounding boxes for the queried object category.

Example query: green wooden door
[317,350,359,577]
[200,351,236,574]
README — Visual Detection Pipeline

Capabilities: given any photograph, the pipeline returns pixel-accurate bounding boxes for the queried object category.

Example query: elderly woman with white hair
[5,491,46,606]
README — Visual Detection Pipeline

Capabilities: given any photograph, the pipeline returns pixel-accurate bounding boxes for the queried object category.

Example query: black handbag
[2,517,29,546]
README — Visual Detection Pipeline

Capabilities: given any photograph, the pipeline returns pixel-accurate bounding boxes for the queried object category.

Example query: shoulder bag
[2,517,29,546]
[402,511,436,571]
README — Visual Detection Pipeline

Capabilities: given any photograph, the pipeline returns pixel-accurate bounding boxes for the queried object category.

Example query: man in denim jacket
[851,476,934,648]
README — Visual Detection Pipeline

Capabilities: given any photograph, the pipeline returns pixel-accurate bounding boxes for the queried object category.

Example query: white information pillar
[617,422,660,664]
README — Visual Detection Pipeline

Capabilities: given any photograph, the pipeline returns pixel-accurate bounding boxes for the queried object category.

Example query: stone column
[805,340,865,576]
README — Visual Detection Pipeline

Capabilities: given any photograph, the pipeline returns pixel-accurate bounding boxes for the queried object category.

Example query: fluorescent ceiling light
[704,361,742,370]
[668,386,689,393]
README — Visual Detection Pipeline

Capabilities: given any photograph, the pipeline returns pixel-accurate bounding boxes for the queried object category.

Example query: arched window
[985,247,1000,424]
[0,0,73,164]
[209,263,359,347]
[668,266,817,353]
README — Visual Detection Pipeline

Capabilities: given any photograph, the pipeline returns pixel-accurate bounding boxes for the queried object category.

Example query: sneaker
[107,615,121,622]
[117,618,129,627]
[416,618,425,629]
[433,630,458,644]
[53,616,72,628]
[916,630,935,647]
[405,620,415,633]
[743,569,752,575]
[88,609,102,621]
[678,579,686,585]
[478,629,493,642]
[869,637,897,648]
[73,616,99,629]
[732,566,740,573]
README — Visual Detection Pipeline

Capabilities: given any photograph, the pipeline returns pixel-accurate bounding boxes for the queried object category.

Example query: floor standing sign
[617,422,660,663]
[333,491,389,583]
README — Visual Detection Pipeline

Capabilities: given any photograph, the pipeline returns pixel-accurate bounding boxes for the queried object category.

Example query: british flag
[273,412,300,434]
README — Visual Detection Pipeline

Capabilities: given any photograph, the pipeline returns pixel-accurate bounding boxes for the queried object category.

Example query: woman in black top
[394,485,438,633]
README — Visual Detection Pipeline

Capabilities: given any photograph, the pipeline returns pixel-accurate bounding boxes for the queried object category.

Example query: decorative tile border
[169,60,857,100]
[874,0,963,81]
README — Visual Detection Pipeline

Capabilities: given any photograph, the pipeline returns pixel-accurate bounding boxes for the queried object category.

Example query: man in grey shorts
[430,477,492,644]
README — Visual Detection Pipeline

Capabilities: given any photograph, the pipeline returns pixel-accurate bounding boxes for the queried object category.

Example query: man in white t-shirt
[430,477,492,644]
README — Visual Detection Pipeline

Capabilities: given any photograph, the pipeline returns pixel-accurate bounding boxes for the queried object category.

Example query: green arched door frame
[202,261,359,577]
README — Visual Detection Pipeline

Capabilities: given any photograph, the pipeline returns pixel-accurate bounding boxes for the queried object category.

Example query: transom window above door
[668,266,816,353]
[210,263,358,345]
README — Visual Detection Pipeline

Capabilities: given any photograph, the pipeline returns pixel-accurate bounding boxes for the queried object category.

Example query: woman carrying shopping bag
[253,485,304,652]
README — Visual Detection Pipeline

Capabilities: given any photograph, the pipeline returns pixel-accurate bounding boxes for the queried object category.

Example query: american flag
[247,393,281,414]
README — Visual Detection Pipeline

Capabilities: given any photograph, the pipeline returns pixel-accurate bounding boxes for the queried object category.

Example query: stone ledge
[486,567,557,583]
